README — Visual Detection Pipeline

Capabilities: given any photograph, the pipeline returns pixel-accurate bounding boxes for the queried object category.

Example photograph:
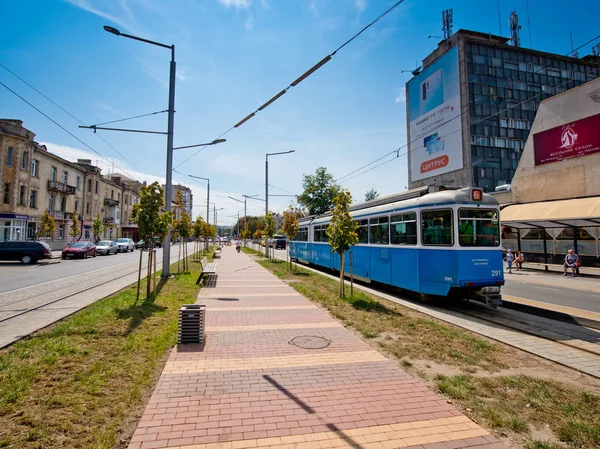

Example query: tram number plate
[491,270,501,277]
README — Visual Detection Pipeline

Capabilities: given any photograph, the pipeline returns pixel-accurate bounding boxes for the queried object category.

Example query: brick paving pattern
[128,247,505,449]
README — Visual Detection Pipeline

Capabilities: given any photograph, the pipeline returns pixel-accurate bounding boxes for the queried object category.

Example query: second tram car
[290,187,504,308]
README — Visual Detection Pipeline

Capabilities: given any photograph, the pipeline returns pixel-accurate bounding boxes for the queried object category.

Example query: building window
[75,199,79,211]
[95,181,99,194]
[29,189,37,208]
[51,166,57,181]
[85,229,91,239]
[118,192,120,202]
[3,184,9,204]
[76,176,81,190]
[63,171,68,184]
[111,189,114,199]
[60,196,66,212]
[6,147,13,167]
[86,203,90,214]
[31,159,39,177]
[49,194,55,212]
[22,151,29,170]
[87,179,92,192]
[58,225,64,240]
[19,185,26,206]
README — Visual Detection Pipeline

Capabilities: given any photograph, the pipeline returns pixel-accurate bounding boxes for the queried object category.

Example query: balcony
[50,211,74,220]
[104,197,120,207]
[47,181,76,195]
[103,216,115,225]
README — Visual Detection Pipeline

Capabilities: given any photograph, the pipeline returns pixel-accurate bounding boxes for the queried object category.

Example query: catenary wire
[0,62,144,176]
[335,34,600,184]
[0,80,142,182]
[173,0,406,170]
[91,110,168,127]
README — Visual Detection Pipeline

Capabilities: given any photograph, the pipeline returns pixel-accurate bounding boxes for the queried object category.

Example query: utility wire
[0,80,141,182]
[173,0,406,170]
[268,183,298,196]
[0,62,143,175]
[335,34,600,184]
[92,109,168,127]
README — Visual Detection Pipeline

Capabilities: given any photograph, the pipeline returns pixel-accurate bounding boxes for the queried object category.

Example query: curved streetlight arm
[174,139,226,151]
[104,25,173,51]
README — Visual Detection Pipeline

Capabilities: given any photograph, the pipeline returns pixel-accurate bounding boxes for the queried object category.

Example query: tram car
[290,186,504,308]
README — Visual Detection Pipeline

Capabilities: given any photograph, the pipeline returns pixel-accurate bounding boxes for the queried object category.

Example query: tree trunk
[146,250,152,299]
[136,248,143,301]
[339,252,345,298]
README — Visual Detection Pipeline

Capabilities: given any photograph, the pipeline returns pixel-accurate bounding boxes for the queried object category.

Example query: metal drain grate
[289,335,331,349]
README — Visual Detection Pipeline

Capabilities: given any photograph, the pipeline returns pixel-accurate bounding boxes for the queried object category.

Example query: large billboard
[408,46,462,182]
[533,113,600,165]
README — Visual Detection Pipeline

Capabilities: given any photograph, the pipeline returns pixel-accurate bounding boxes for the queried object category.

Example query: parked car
[62,241,96,259]
[96,240,118,255]
[0,240,52,264]
[135,238,162,249]
[115,238,135,252]
[275,238,287,250]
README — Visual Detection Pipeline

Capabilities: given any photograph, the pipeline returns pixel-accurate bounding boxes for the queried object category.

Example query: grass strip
[249,252,600,449]
[0,251,212,449]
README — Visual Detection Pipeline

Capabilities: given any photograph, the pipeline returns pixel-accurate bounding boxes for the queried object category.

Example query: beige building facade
[0,119,140,248]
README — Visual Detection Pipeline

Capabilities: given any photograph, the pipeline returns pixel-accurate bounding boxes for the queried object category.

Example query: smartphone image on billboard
[424,133,445,155]
[420,69,444,116]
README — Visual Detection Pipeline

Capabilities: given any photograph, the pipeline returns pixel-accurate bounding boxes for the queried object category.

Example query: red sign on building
[533,113,600,166]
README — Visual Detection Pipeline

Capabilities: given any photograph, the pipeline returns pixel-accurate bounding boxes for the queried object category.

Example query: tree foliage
[38,210,56,239]
[92,215,105,243]
[327,189,358,297]
[282,209,299,241]
[69,211,80,240]
[263,212,276,239]
[297,167,340,215]
[193,216,205,239]
[131,182,174,247]
[175,212,193,240]
[364,188,380,202]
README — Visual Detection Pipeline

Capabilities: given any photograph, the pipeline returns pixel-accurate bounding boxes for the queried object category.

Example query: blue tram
[290,187,504,308]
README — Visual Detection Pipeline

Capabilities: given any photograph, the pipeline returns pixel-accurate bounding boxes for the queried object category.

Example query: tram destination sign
[533,113,600,166]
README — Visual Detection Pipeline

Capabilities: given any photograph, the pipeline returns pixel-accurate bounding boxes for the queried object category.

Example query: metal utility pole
[188,175,211,250]
[265,150,295,256]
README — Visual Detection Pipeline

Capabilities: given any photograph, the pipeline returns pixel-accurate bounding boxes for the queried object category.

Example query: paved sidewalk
[128,247,504,449]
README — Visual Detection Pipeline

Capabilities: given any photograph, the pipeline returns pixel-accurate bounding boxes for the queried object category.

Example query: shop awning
[501,197,600,228]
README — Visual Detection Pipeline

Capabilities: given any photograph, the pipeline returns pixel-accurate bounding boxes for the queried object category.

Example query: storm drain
[289,335,331,350]
[178,304,206,344]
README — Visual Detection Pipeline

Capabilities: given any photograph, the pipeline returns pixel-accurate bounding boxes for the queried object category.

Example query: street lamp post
[228,194,259,245]
[189,175,210,251]
[103,25,176,278]
[265,150,295,256]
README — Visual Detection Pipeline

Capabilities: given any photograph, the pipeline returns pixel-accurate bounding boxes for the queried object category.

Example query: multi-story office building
[164,183,193,219]
[407,29,600,192]
[0,119,140,247]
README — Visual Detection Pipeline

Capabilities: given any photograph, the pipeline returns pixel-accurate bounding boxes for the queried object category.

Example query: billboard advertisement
[533,113,600,166]
[408,46,462,182]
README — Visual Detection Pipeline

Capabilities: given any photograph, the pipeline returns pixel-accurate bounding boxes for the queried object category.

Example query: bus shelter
[500,197,600,269]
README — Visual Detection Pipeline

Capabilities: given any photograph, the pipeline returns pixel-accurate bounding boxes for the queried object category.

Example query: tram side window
[297,227,308,242]
[458,209,500,247]
[369,216,389,244]
[390,212,417,245]
[313,224,329,242]
[356,219,369,244]
[421,210,453,245]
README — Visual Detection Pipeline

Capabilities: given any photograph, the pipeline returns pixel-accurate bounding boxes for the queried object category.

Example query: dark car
[275,238,287,250]
[62,241,96,259]
[135,238,162,249]
[0,240,53,264]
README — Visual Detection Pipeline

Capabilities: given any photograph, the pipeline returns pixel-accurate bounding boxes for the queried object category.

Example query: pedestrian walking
[236,239,241,253]
[563,249,579,277]
[505,249,514,274]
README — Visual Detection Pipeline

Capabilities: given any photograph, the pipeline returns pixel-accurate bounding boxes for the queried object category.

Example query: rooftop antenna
[526,0,532,48]
[570,31,579,58]
[497,2,502,35]
[508,11,521,47]
[442,9,453,40]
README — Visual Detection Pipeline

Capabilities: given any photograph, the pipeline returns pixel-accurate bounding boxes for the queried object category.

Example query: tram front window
[459,209,500,247]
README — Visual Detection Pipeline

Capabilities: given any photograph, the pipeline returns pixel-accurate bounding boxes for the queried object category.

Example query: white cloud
[355,0,367,13]
[308,0,319,16]
[63,0,131,31]
[95,102,127,118]
[395,90,406,103]
[219,0,252,10]
[245,15,254,30]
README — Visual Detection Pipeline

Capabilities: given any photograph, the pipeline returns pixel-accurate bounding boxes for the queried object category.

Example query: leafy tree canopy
[364,188,380,202]
[92,215,105,243]
[69,211,80,240]
[132,182,173,246]
[39,210,56,239]
[327,189,358,255]
[282,209,299,241]
[263,212,276,239]
[297,167,340,215]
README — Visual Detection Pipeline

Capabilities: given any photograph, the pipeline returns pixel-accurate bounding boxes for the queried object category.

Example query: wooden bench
[196,257,218,285]
[213,247,222,259]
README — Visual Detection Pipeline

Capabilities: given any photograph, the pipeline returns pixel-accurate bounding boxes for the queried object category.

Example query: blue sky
[2,0,599,225]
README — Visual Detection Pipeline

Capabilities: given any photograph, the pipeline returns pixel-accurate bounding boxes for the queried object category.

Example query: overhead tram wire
[173,0,407,171]
[335,34,600,184]
[0,80,141,183]
[91,110,168,127]
[0,62,144,176]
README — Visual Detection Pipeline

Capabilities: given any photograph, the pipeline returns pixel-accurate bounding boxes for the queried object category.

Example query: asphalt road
[0,244,190,293]
[259,244,600,314]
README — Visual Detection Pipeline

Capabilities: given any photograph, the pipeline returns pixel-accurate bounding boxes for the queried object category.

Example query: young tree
[92,215,105,243]
[326,189,358,298]
[193,216,205,259]
[282,208,299,270]
[263,212,276,258]
[38,210,56,240]
[175,211,193,272]
[132,182,174,299]
[297,167,340,215]
[69,211,80,242]
[255,229,263,240]
[364,188,380,202]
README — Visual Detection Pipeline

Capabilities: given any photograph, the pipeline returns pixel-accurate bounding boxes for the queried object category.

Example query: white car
[96,240,118,255]
[115,238,135,252]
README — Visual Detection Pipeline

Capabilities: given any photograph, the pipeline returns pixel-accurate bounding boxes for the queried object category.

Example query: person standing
[563,249,579,277]
[505,249,514,274]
